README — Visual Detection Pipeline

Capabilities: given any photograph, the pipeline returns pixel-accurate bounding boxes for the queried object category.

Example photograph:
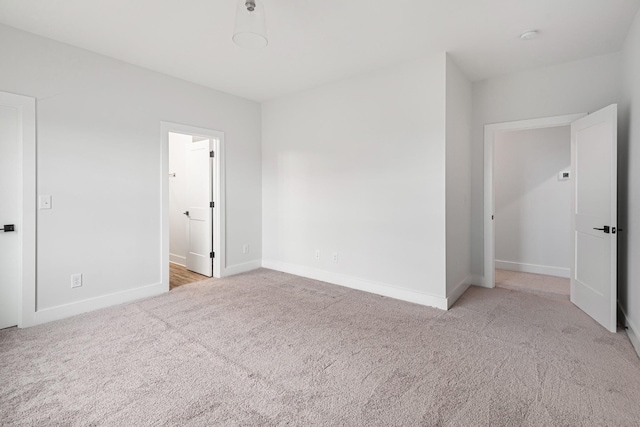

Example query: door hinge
[210,151,214,158]
[210,201,215,208]
[210,252,215,259]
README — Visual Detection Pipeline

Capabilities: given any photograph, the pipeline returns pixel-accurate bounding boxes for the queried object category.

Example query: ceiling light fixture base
[233,0,268,49]
[520,30,540,40]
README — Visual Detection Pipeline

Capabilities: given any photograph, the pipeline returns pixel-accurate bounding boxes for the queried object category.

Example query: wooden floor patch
[170,263,209,290]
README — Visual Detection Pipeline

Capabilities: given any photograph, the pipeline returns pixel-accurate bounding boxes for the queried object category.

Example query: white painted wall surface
[168,132,190,265]
[0,24,261,314]
[620,9,640,354]
[471,53,623,284]
[262,55,448,304]
[494,126,571,277]
[445,56,472,299]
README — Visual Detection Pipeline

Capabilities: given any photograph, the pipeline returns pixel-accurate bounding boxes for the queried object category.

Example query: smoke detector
[520,30,539,40]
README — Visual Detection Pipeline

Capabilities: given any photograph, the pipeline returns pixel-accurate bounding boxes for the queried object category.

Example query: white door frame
[483,113,585,288]
[161,122,225,289]
[0,91,37,328]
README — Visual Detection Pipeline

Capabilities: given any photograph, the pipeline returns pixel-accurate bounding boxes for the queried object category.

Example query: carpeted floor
[1,269,639,426]
[495,269,570,300]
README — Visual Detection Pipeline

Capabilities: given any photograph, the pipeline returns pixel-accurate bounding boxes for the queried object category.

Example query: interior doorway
[168,132,213,289]
[484,113,585,292]
[161,122,225,292]
[484,106,619,333]
[492,125,572,300]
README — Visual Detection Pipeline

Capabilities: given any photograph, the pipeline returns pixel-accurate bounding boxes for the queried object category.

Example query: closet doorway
[492,125,571,299]
[484,106,619,333]
[161,122,225,291]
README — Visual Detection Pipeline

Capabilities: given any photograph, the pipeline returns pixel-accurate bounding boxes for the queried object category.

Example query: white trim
[169,255,186,266]
[33,282,165,326]
[0,91,37,328]
[483,113,585,289]
[627,325,640,360]
[161,122,226,288]
[447,276,471,308]
[262,260,448,310]
[619,303,640,359]
[224,260,262,276]
[215,136,226,278]
[495,260,570,278]
[470,274,487,288]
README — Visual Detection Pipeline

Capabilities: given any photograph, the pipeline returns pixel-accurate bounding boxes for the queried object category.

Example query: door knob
[1,224,15,232]
[593,226,610,234]
[183,211,189,216]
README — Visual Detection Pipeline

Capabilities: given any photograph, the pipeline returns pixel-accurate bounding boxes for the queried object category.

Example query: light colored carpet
[495,269,570,300]
[1,269,639,426]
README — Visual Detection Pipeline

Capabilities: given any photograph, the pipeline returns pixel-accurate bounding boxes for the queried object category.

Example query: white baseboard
[471,274,492,288]
[223,260,262,277]
[262,260,448,310]
[447,276,471,308]
[169,253,186,266]
[619,302,640,359]
[33,282,167,326]
[469,274,486,288]
[495,260,570,278]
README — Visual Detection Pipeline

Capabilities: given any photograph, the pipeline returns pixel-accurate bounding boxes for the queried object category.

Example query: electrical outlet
[315,250,320,260]
[71,273,82,288]
[243,244,249,254]
[39,195,52,210]
[332,252,338,263]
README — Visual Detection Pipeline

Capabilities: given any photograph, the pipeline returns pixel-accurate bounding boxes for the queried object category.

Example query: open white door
[571,104,617,332]
[185,139,213,277]
[0,92,35,328]
[0,98,21,329]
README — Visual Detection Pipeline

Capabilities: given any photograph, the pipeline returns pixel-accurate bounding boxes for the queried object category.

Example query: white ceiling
[0,0,638,102]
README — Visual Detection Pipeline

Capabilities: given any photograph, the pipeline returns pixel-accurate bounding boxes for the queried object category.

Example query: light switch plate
[39,195,52,209]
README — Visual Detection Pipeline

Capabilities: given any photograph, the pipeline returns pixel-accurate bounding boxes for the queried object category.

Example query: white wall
[620,9,640,355]
[471,53,623,284]
[445,55,472,299]
[168,132,190,265]
[262,55,448,307]
[0,24,262,317]
[494,126,571,277]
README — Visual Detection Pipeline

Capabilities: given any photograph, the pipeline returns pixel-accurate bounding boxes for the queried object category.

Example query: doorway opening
[484,107,619,333]
[484,114,585,296]
[161,122,225,292]
[492,125,572,300]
